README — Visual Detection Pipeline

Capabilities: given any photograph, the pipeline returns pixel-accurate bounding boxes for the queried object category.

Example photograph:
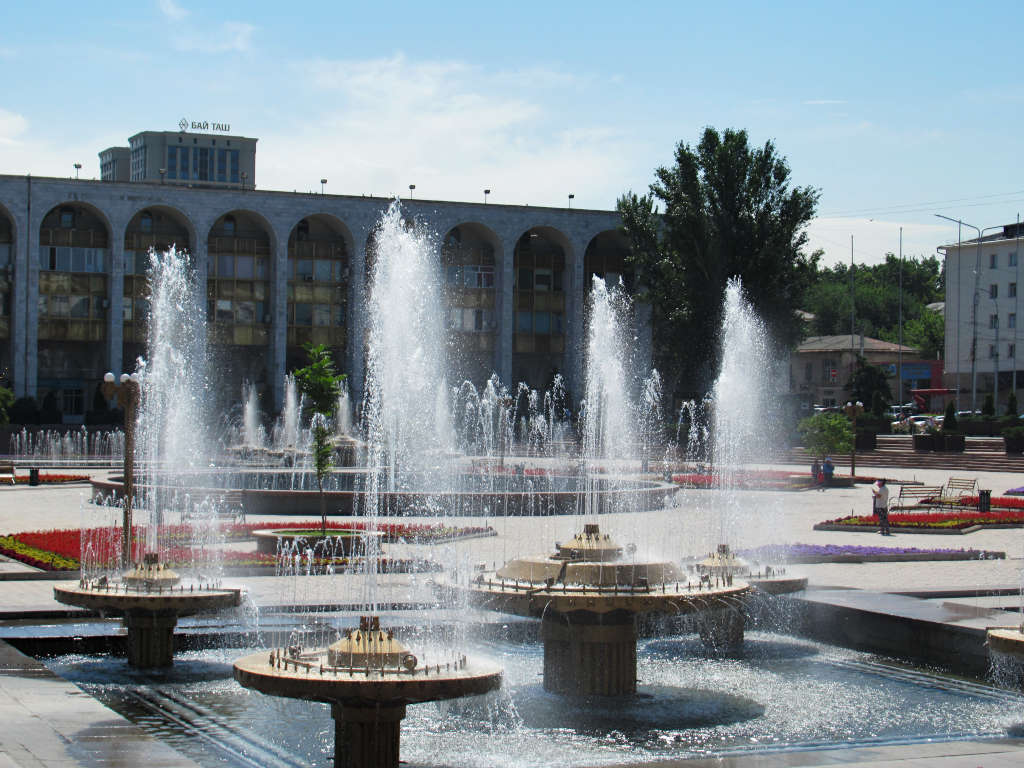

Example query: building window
[222,215,236,237]
[61,388,84,416]
[990,314,999,329]
[822,358,838,383]
[1011,282,1018,298]
[140,213,153,234]
[59,208,74,229]
[990,344,997,359]
[1010,252,1018,267]
[167,147,177,179]
[991,283,998,299]
[1011,313,1017,329]
[991,253,998,268]
[1010,343,1016,359]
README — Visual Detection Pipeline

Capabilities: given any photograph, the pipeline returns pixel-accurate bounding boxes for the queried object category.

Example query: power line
[820,189,1024,218]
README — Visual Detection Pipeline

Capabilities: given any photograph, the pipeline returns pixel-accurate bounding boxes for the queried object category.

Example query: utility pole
[898,227,903,411]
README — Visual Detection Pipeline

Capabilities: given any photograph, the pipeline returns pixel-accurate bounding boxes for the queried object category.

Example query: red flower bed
[0,520,494,571]
[13,473,90,485]
[821,509,1024,530]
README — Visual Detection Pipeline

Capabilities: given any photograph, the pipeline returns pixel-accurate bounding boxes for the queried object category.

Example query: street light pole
[898,227,903,410]
[935,216,1002,413]
[844,400,864,478]
[102,372,141,566]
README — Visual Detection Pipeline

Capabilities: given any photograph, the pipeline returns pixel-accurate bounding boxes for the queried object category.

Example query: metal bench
[894,485,944,510]
[945,477,978,497]
[180,490,246,524]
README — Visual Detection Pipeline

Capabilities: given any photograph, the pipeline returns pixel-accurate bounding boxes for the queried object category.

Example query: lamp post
[484,189,490,204]
[102,372,141,565]
[320,178,327,195]
[844,400,864,479]
[408,184,415,199]
[935,215,1003,413]
[73,163,82,179]
[240,171,248,190]
[568,193,574,209]
[159,168,166,185]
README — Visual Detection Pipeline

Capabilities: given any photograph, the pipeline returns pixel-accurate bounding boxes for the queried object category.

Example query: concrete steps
[785,435,1024,473]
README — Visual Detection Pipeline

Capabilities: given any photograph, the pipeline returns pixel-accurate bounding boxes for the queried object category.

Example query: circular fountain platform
[54,576,241,668]
[234,616,502,768]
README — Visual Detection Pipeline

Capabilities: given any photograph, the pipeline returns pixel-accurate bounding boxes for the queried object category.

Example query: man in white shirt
[872,478,890,535]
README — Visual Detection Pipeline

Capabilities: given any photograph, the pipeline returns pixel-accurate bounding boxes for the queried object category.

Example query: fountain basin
[253,528,384,556]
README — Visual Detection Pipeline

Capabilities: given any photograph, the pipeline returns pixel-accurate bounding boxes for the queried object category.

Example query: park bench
[0,463,15,485]
[180,490,246,525]
[893,485,945,510]
[945,477,978,497]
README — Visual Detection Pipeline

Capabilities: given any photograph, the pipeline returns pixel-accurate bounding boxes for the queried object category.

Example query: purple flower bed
[1006,486,1024,496]
[739,543,1002,561]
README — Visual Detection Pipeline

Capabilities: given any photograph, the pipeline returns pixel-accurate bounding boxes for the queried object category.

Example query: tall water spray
[274,374,302,450]
[135,246,212,554]
[710,277,778,543]
[241,381,265,448]
[360,201,451,608]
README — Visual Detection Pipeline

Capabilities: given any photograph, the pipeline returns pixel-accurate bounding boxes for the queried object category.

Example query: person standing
[822,456,835,486]
[872,478,890,535]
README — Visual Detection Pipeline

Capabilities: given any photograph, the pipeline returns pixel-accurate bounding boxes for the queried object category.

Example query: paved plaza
[2,461,1024,766]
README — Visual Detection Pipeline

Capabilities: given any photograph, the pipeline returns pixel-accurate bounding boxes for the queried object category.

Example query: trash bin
[979,489,992,513]
[28,468,40,486]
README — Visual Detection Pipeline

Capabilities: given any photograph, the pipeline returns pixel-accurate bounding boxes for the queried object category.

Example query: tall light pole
[898,227,903,410]
[568,193,574,209]
[408,184,415,199]
[73,163,82,179]
[844,400,864,478]
[484,189,490,204]
[1016,213,1021,399]
[935,216,1002,412]
[320,178,327,195]
[102,372,141,565]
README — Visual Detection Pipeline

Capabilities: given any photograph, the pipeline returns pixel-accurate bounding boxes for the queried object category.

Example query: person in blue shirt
[822,456,835,485]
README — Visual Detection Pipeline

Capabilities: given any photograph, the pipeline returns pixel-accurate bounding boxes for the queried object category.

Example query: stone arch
[284,213,354,373]
[206,209,277,394]
[122,205,197,365]
[441,222,502,385]
[36,201,113,422]
[584,229,632,293]
[510,225,572,390]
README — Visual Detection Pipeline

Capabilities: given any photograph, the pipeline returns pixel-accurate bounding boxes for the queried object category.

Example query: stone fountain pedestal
[542,613,637,696]
[234,616,502,768]
[54,555,241,668]
[468,524,750,697]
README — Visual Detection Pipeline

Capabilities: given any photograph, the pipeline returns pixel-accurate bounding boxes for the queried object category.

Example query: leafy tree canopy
[845,355,892,409]
[618,127,820,398]
[797,412,853,458]
[802,253,944,357]
[0,387,13,426]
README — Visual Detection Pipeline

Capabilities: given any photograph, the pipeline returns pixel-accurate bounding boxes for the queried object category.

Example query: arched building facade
[0,173,640,420]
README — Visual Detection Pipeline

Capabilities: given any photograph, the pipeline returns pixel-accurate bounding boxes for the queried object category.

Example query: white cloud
[168,18,254,53]
[0,109,28,146]
[256,55,635,209]
[157,0,188,20]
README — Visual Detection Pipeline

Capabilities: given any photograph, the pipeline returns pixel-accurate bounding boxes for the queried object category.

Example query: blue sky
[2,0,1022,265]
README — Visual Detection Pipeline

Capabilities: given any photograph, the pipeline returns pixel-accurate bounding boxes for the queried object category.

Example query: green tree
[1008,391,1019,417]
[797,412,853,459]
[293,344,346,535]
[0,387,13,426]
[943,401,958,432]
[982,393,995,418]
[618,127,820,398]
[845,355,892,408]
[901,308,944,360]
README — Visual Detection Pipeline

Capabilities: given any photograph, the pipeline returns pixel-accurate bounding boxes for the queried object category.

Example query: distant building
[939,221,1024,410]
[790,334,927,408]
[100,129,258,188]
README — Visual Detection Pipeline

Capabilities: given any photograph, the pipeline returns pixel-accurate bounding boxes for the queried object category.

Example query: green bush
[982,393,995,417]
[1008,391,1019,417]
[1002,425,1024,440]
[797,412,853,458]
[942,401,958,433]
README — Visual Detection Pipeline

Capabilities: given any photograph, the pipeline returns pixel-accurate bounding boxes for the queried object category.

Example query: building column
[496,233,515,387]
[11,197,28,398]
[25,202,39,399]
[107,234,124,377]
[190,238,209,355]
[347,233,367,402]
[270,224,289,412]
[565,236,587,401]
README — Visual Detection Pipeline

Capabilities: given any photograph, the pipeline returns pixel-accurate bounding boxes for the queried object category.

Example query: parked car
[891,415,936,434]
